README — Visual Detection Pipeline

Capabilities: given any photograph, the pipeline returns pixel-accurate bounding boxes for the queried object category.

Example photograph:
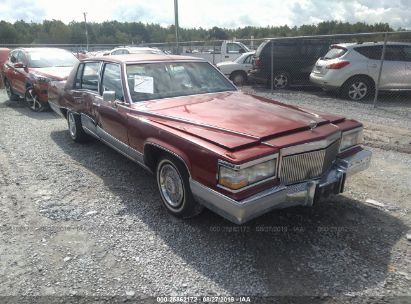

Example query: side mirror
[13,63,25,69]
[239,49,246,54]
[103,90,116,102]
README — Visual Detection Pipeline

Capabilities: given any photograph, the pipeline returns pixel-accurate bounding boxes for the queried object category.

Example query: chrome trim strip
[217,154,278,193]
[339,127,363,153]
[190,148,372,224]
[218,153,279,170]
[96,126,144,164]
[217,176,277,193]
[143,142,191,178]
[281,131,341,156]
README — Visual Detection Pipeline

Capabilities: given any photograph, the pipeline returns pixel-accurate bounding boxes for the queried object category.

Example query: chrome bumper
[190,149,372,224]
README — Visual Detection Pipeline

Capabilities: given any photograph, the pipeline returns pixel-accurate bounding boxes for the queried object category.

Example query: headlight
[340,127,363,152]
[218,155,278,191]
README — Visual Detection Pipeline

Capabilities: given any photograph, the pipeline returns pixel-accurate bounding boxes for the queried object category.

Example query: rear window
[323,46,347,60]
[255,40,270,56]
[354,46,382,60]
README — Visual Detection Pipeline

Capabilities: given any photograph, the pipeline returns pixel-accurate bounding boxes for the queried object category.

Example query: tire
[230,71,246,86]
[341,76,374,101]
[271,71,290,89]
[156,156,204,219]
[4,79,20,101]
[25,88,48,112]
[67,111,90,143]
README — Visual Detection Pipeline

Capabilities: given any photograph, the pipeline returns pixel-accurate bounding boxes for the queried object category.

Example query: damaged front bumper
[190,149,372,224]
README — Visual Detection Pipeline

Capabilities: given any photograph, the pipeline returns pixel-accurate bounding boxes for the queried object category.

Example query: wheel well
[342,74,375,89]
[143,144,190,176]
[230,70,247,79]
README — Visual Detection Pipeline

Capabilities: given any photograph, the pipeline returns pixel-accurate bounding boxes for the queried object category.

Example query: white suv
[310,42,411,101]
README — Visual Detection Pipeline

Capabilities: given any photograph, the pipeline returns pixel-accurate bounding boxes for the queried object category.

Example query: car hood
[132,91,344,150]
[29,66,73,81]
[217,61,235,66]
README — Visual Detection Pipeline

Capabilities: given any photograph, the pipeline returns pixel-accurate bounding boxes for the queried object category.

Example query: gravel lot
[0,88,410,303]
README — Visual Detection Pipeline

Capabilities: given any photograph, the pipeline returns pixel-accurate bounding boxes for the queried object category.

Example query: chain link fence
[1,31,411,106]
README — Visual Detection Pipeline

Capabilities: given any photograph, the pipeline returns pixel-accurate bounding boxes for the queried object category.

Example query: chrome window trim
[339,127,363,153]
[281,131,341,156]
[217,153,279,193]
[124,60,238,104]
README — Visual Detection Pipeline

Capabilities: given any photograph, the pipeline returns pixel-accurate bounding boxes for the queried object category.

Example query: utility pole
[174,0,179,54]
[83,12,89,52]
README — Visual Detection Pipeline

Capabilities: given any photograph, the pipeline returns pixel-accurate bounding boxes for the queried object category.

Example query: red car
[0,47,10,88]
[48,54,372,224]
[3,47,78,111]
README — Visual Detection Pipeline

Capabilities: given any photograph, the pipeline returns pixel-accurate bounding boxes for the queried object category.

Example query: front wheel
[25,88,47,112]
[156,156,203,219]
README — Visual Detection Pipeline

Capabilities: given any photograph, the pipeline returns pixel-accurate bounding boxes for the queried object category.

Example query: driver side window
[101,63,124,101]
[226,43,243,54]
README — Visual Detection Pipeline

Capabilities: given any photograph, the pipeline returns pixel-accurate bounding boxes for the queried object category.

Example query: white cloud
[0,0,410,29]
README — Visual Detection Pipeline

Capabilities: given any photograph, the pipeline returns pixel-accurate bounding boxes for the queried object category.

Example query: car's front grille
[280,140,340,185]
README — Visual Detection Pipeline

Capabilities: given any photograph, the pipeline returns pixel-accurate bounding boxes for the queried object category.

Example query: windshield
[323,46,347,60]
[27,49,79,68]
[126,61,236,102]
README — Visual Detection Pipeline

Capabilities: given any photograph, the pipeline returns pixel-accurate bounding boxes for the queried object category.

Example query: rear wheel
[4,79,19,101]
[25,88,47,112]
[156,156,203,219]
[341,76,374,101]
[271,71,290,89]
[67,111,89,143]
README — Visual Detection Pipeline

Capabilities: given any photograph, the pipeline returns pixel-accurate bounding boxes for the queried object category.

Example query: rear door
[379,45,407,89]
[400,45,411,89]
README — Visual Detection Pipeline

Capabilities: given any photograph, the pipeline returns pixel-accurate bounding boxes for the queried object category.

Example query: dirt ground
[0,88,410,303]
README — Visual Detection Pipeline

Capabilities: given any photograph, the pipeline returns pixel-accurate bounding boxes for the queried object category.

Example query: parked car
[2,47,79,111]
[0,47,10,88]
[310,42,411,101]
[48,54,371,224]
[183,40,251,64]
[216,51,255,85]
[105,47,164,56]
[248,39,331,89]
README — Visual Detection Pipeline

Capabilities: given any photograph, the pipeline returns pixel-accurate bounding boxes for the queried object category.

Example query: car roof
[334,41,411,48]
[89,53,207,63]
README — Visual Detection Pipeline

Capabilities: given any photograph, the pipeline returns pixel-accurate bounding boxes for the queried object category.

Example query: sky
[0,0,410,29]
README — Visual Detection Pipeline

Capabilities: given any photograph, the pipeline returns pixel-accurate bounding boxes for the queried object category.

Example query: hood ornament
[309,120,317,131]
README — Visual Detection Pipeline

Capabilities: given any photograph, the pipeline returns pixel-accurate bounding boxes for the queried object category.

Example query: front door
[96,62,129,145]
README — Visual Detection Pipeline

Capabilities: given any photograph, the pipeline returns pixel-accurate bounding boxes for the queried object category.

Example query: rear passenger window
[403,46,411,62]
[354,46,382,60]
[384,45,405,61]
[101,63,124,101]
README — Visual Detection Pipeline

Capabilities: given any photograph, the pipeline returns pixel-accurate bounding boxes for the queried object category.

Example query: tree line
[0,19,399,45]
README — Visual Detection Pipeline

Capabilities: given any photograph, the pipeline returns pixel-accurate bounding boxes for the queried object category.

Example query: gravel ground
[0,88,410,303]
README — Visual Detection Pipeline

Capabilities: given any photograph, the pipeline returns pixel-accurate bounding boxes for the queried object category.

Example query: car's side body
[49,54,371,224]
[310,42,411,100]
[216,51,255,85]
[248,39,332,88]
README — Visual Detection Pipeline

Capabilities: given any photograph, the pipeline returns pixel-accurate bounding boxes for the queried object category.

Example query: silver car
[310,42,411,101]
